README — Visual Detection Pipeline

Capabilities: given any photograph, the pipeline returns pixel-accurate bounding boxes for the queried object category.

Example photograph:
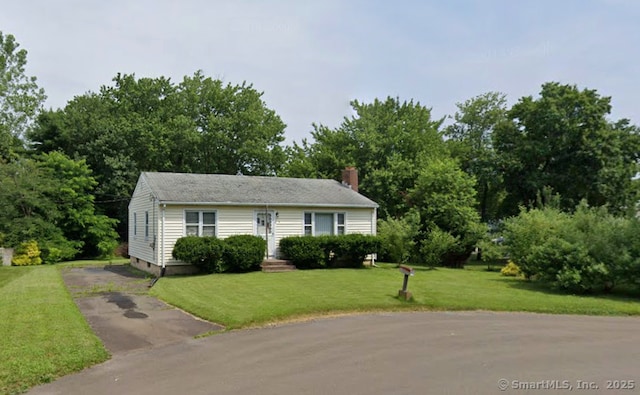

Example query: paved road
[29,311,640,395]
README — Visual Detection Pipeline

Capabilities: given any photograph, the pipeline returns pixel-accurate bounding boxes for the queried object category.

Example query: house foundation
[130,257,199,276]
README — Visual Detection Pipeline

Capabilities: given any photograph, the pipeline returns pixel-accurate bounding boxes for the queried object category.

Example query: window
[304,213,312,235]
[133,213,137,238]
[144,211,149,240]
[185,210,217,236]
[303,212,346,236]
[337,213,345,235]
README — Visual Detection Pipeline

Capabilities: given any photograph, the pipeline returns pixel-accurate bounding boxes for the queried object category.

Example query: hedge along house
[128,168,378,275]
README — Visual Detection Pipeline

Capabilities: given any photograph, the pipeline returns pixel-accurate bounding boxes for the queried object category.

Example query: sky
[1,0,638,144]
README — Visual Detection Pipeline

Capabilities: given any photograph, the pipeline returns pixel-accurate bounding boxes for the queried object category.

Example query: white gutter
[154,201,379,209]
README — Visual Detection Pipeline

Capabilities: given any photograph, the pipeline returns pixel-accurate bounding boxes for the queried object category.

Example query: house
[128,168,378,275]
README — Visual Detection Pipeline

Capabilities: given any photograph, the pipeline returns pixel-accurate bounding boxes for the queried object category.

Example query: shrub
[39,238,81,264]
[280,234,380,269]
[419,227,458,268]
[409,159,487,267]
[279,236,324,269]
[12,240,42,266]
[502,206,568,279]
[500,261,521,277]
[172,236,225,273]
[501,202,635,293]
[377,213,419,263]
[222,235,265,272]
[324,234,381,268]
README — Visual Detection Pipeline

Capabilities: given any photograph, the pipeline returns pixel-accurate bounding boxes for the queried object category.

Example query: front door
[255,210,276,258]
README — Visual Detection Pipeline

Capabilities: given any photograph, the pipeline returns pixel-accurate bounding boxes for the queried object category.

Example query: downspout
[150,203,166,287]
[160,203,166,277]
[372,207,378,267]
[265,204,269,260]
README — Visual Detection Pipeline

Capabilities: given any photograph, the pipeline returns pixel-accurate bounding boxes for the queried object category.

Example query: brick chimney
[342,167,358,192]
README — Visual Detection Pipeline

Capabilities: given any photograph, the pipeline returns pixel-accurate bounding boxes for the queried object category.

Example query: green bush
[324,234,381,268]
[377,213,419,263]
[501,202,639,293]
[279,236,324,269]
[39,238,80,264]
[419,227,458,268]
[280,234,380,269]
[502,206,569,279]
[172,236,225,273]
[12,240,42,266]
[409,159,487,267]
[222,235,265,272]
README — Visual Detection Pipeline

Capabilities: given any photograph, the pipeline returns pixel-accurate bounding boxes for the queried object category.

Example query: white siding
[345,208,376,234]
[128,177,158,265]
[218,207,254,238]
[273,207,376,258]
[160,205,257,267]
[155,204,377,266]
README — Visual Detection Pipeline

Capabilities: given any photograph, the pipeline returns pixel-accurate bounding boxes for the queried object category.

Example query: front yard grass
[151,263,640,329]
[0,264,109,395]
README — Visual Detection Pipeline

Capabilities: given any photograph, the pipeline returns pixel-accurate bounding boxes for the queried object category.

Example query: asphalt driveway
[61,265,222,354]
[29,311,640,395]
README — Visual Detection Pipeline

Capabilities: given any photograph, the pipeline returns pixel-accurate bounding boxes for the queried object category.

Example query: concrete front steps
[261,259,297,273]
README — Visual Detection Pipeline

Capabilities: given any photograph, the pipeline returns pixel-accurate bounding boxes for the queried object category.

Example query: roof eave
[155,200,379,208]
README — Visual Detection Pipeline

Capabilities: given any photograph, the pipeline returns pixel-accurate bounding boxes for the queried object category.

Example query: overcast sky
[2,0,638,144]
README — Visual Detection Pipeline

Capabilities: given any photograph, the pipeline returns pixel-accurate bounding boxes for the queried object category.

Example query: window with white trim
[185,210,217,236]
[303,212,346,236]
[144,211,149,240]
[133,212,137,238]
[337,213,345,235]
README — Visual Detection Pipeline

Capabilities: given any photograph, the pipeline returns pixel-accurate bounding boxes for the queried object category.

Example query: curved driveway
[29,311,640,395]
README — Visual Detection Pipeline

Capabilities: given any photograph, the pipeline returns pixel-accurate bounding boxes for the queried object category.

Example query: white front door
[255,210,276,258]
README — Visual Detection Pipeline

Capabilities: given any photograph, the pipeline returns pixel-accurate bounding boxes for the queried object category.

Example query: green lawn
[151,263,640,329]
[0,265,109,395]
[3,261,640,393]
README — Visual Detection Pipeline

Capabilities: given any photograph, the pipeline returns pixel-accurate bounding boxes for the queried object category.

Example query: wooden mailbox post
[398,265,414,300]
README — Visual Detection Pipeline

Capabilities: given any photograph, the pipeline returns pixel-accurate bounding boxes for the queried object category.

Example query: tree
[179,72,286,175]
[38,152,119,258]
[29,71,287,234]
[283,97,447,219]
[0,153,118,261]
[0,158,79,262]
[445,92,508,221]
[409,158,486,267]
[0,31,46,160]
[494,82,640,215]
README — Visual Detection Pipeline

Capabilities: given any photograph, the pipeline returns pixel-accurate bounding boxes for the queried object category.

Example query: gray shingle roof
[141,172,378,208]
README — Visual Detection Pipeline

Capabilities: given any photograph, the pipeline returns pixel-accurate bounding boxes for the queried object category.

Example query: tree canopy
[29,71,287,234]
[445,92,508,222]
[3,28,640,267]
[0,32,46,160]
[494,82,640,216]
[283,97,446,219]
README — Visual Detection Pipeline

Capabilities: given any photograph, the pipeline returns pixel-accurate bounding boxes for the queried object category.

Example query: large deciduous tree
[283,97,447,219]
[445,92,508,222]
[29,71,287,234]
[0,31,46,160]
[494,82,640,216]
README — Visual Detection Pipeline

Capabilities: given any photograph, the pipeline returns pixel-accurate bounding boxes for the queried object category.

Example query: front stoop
[261,259,297,273]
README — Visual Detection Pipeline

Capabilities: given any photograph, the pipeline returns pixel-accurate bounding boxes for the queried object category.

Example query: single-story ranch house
[128,168,378,275]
